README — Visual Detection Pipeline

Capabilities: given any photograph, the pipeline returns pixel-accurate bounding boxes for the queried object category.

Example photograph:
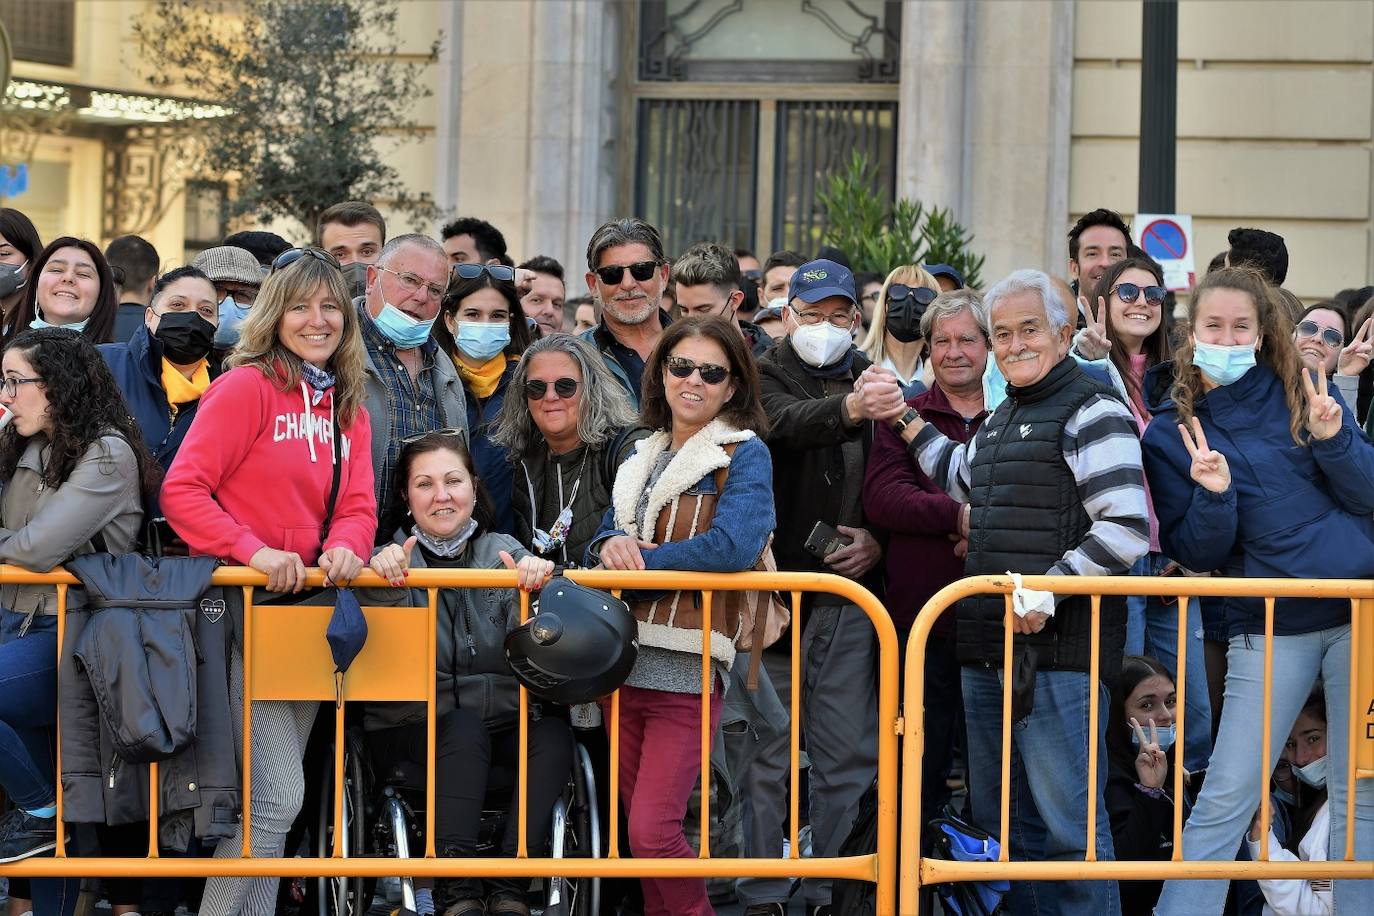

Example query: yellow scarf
[459,353,507,399]
[160,358,211,420]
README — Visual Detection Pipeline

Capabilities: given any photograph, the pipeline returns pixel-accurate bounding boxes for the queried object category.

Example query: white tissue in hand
[1008,572,1056,619]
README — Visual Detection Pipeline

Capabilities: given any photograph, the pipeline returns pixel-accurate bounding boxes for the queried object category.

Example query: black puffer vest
[960,357,1127,680]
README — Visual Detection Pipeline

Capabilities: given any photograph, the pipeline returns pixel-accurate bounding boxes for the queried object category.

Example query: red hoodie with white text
[161,364,376,565]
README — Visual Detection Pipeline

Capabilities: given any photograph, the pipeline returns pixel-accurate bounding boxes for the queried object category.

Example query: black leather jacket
[59,554,239,851]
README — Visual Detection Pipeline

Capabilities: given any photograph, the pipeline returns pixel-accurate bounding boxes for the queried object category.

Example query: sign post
[1136,213,1196,292]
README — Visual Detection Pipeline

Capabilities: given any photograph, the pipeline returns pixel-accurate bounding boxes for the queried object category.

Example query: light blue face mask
[1192,339,1258,386]
[1131,722,1177,751]
[1294,756,1327,789]
[373,300,436,349]
[1273,786,1297,808]
[214,294,252,348]
[457,320,511,362]
[30,314,88,333]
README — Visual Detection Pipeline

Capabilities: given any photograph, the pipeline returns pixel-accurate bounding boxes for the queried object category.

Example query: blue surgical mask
[1294,756,1327,789]
[457,321,510,361]
[30,314,88,333]
[1130,723,1177,751]
[1192,338,1258,386]
[215,294,252,348]
[373,300,436,349]
[1273,786,1297,808]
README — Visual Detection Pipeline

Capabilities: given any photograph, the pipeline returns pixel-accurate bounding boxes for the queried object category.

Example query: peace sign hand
[1337,315,1373,377]
[1075,295,1112,361]
[1302,367,1342,441]
[1130,716,1169,789]
[1178,416,1231,493]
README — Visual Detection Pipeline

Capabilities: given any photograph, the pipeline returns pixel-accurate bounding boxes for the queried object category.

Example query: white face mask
[790,320,853,368]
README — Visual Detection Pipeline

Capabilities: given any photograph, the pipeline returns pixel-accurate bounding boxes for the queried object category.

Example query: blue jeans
[1125,553,1213,772]
[0,608,59,809]
[963,666,1121,916]
[1154,625,1372,915]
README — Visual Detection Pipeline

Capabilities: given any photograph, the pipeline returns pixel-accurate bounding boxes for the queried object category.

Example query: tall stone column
[896,0,970,219]
[432,0,466,225]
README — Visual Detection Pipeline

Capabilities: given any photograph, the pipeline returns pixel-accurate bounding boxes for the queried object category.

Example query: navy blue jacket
[1141,361,1374,636]
[100,325,219,520]
[464,359,517,536]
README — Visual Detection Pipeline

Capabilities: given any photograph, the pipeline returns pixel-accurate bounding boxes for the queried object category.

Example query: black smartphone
[804,521,852,559]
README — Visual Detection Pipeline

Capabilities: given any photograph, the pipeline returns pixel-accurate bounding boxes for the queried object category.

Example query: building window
[0,0,76,68]
[183,181,227,263]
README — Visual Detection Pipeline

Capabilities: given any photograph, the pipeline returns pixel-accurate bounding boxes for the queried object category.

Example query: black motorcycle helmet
[505,576,638,704]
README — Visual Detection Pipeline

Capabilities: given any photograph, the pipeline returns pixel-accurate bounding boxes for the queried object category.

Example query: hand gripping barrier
[899,574,1374,915]
[0,565,901,913]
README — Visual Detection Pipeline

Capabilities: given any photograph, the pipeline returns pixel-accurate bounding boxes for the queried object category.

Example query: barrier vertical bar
[1257,596,1276,860]
[1172,595,1189,859]
[789,590,802,860]
[148,761,160,857]
[426,586,438,858]
[699,590,712,858]
[332,699,345,857]
[609,588,622,861]
[517,588,530,859]
[241,585,255,857]
[54,584,68,857]
[1085,594,1102,862]
[999,591,1014,861]
[1347,597,1359,861]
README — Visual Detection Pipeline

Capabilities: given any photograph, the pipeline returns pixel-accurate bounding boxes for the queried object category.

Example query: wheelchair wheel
[544,740,600,916]
[315,731,370,916]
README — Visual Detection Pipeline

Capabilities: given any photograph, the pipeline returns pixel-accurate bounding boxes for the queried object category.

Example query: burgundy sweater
[861,384,986,631]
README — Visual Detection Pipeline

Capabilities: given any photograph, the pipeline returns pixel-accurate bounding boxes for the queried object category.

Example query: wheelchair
[313,725,600,916]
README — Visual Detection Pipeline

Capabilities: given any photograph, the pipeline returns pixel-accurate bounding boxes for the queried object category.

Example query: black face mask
[155,311,216,365]
[0,260,28,299]
[884,284,938,343]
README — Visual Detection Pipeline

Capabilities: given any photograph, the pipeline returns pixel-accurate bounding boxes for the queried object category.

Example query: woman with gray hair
[492,332,646,567]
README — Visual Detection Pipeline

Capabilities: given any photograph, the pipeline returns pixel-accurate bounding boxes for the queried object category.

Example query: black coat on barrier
[58,553,239,851]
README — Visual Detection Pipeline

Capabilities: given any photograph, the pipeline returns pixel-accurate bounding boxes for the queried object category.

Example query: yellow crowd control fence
[900,574,1374,916]
[0,565,900,912]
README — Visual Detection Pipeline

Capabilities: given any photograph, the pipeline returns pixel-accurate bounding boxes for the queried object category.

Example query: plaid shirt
[358,304,442,514]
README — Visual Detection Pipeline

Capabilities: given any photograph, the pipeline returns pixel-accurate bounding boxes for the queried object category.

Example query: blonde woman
[162,247,377,916]
[858,264,942,395]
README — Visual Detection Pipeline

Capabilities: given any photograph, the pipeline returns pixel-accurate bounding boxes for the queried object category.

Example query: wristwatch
[892,408,920,434]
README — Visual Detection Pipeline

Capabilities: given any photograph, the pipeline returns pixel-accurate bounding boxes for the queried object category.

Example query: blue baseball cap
[924,263,965,289]
[788,259,856,305]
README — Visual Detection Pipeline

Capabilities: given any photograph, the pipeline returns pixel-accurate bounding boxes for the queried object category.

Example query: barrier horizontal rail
[900,573,1374,916]
[0,564,901,914]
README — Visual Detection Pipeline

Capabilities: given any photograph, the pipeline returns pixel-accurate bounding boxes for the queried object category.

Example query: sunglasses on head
[665,355,730,385]
[270,247,341,274]
[1296,320,1343,349]
[594,260,661,286]
[1111,282,1167,306]
[400,427,467,447]
[451,263,516,282]
[886,284,938,306]
[524,377,579,400]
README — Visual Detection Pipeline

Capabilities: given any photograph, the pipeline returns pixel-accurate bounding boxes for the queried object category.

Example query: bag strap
[715,443,774,691]
[320,413,343,541]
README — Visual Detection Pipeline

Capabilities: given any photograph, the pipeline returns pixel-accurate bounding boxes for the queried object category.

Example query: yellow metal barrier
[900,574,1374,915]
[0,565,901,913]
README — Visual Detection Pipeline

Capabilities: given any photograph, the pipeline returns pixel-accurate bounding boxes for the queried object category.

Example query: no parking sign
[1136,213,1196,292]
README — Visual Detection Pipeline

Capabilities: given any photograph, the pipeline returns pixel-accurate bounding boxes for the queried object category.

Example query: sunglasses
[524,376,579,400]
[400,427,467,446]
[594,260,661,286]
[886,284,938,307]
[1111,282,1167,306]
[665,355,730,385]
[452,263,516,282]
[270,247,341,274]
[1296,320,1343,349]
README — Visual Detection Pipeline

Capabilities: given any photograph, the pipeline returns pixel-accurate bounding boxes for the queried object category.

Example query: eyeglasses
[594,260,661,287]
[886,284,938,307]
[375,265,446,301]
[214,283,258,305]
[1296,320,1343,349]
[399,427,467,446]
[1,376,42,399]
[524,377,579,400]
[451,263,516,282]
[665,355,730,385]
[861,290,881,305]
[788,304,855,329]
[270,247,340,274]
[1111,282,1167,306]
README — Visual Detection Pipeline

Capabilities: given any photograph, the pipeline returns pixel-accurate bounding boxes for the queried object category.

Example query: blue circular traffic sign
[1141,219,1187,261]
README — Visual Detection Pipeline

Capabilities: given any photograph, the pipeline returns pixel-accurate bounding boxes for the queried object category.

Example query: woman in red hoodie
[162,247,376,916]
